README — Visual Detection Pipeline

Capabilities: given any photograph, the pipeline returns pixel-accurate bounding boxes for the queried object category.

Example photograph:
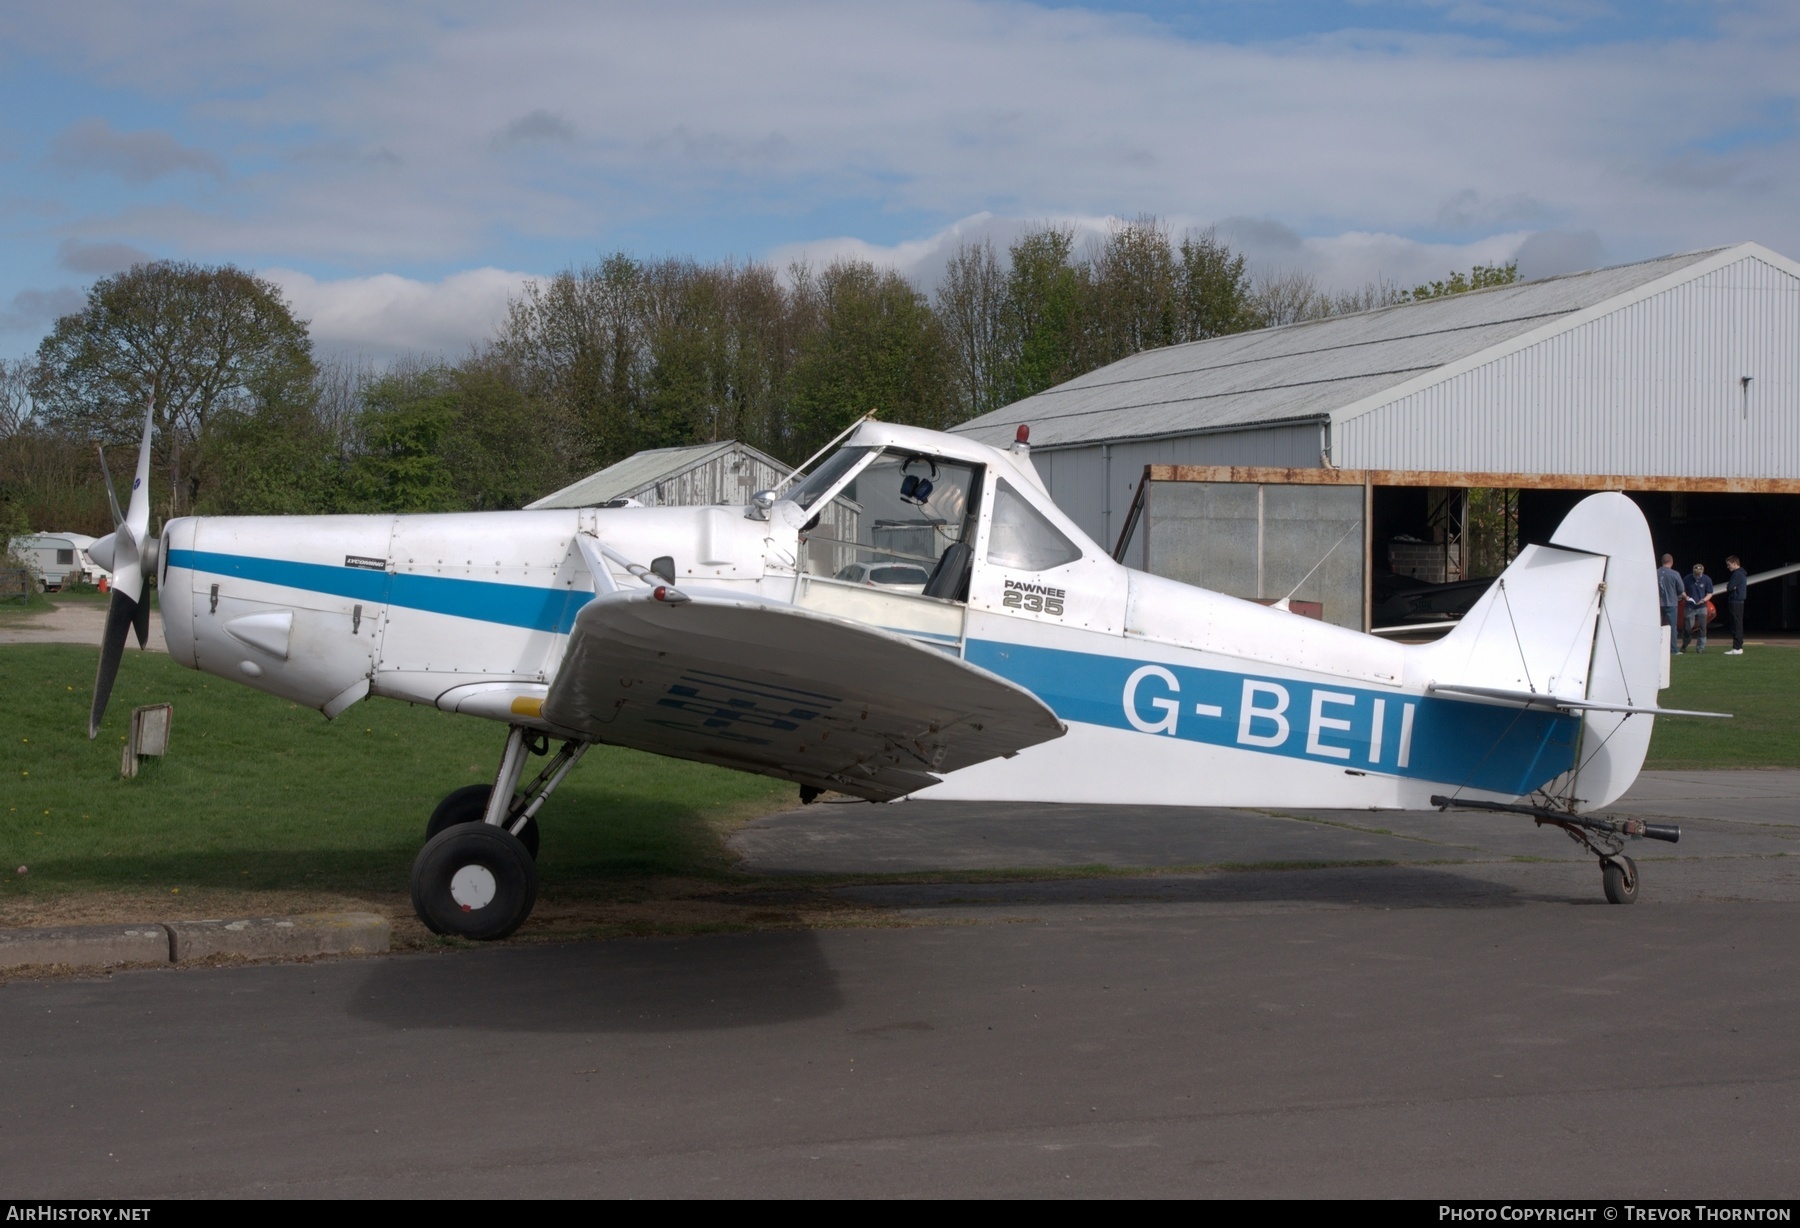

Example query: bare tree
[1247,269,1329,327]
[0,358,32,440]
[936,238,1008,421]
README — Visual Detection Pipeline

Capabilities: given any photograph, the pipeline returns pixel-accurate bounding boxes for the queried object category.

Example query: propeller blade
[90,588,138,739]
[96,444,124,530]
[89,389,158,739]
[125,390,155,543]
[132,589,151,649]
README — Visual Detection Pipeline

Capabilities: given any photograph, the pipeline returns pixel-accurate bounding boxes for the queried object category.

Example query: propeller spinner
[86,393,159,739]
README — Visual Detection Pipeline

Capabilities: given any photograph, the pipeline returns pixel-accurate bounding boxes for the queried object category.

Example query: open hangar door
[1115,467,1800,635]
[1517,488,1800,635]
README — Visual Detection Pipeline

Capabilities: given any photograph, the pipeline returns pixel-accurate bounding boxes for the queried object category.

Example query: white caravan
[10,532,107,589]
[87,403,1720,938]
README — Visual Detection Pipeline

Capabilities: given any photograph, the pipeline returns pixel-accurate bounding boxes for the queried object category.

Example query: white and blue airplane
[86,401,1720,938]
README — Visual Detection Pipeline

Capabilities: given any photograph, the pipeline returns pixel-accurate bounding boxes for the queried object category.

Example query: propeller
[96,443,125,530]
[87,392,159,739]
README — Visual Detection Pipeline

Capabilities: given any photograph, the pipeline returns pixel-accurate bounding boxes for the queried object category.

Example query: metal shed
[953,243,1800,633]
[527,441,787,510]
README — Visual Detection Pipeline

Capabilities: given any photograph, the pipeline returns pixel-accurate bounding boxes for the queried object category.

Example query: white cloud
[266,266,537,359]
[0,286,85,333]
[49,118,224,183]
[768,211,1582,298]
[493,110,577,149]
[4,2,1798,304]
[57,239,155,274]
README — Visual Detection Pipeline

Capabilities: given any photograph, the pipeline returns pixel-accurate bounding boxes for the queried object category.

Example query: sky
[2,1,1796,362]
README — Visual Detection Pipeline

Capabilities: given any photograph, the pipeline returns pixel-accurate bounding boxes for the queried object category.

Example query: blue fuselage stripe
[966,638,1579,795]
[166,548,593,634]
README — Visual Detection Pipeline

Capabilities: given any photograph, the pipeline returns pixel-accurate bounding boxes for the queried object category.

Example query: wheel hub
[449,864,498,911]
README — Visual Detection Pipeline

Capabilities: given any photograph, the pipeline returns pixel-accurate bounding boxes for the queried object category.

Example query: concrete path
[3,892,1796,1197]
[0,600,167,652]
[728,771,1800,882]
[3,770,1797,1197]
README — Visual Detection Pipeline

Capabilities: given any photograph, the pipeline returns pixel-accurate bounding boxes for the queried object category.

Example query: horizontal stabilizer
[542,590,1066,801]
[1427,681,1730,719]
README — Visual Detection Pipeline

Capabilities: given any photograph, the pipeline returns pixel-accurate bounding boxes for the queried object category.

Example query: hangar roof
[951,244,1777,451]
[528,440,784,508]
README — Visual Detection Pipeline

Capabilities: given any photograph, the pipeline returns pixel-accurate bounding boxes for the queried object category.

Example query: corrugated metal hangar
[529,440,786,510]
[953,242,1800,633]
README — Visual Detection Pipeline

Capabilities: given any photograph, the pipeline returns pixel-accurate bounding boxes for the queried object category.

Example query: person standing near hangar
[1657,554,1683,655]
[1682,563,1715,654]
[1724,555,1748,655]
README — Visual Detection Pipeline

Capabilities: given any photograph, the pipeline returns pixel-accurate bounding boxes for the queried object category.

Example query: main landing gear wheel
[410,824,538,940]
[426,784,540,859]
[1602,855,1639,905]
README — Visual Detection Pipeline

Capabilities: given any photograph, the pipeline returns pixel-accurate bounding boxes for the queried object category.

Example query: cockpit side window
[986,479,1082,572]
[798,450,983,595]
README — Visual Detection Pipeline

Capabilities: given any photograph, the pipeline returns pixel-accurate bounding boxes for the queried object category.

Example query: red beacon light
[1011,423,1031,453]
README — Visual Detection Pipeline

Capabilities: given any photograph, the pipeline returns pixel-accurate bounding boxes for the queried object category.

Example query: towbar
[1429,795,1680,843]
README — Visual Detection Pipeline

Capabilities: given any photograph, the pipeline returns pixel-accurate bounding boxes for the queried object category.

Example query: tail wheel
[1602,855,1638,905]
[427,783,539,859]
[411,824,538,940]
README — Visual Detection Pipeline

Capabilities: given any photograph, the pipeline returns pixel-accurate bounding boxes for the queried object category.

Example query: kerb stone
[0,925,172,969]
[165,913,391,963]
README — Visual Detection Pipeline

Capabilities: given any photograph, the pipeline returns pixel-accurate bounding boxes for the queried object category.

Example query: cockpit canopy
[780,438,1090,603]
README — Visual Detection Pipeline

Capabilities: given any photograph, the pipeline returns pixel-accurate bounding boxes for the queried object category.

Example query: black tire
[426,783,539,859]
[1603,855,1638,905]
[410,824,538,940]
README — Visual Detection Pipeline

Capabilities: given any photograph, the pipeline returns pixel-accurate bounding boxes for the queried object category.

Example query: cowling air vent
[224,610,294,660]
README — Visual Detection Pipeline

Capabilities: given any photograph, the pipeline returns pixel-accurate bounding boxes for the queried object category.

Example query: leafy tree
[499,253,647,470]
[997,226,1085,403]
[1408,261,1519,301]
[350,368,460,513]
[787,260,956,457]
[31,261,315,520]
[1175,228,1257,340]
[202,398,350,515]
[440,358,578,510]
[1083,216,1179,368]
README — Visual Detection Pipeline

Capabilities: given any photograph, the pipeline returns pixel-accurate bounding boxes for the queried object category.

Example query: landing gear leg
[1430,795,1675,906]
[411,728,590,939]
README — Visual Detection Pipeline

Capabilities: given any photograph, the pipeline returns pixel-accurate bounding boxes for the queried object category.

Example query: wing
[541,590,1066,801]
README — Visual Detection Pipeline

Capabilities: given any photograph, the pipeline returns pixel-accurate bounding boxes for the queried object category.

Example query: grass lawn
[2,635,1793,947]
[1,645,795,935]
[1646,642,1800,769]
[0,587,56,618]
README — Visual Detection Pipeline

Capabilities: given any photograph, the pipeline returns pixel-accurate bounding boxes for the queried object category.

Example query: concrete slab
[730,769,1800,876]
[165,913,390,962]
[0,601,166,652]
[0,924,170,969]
[4,899,1798,1197]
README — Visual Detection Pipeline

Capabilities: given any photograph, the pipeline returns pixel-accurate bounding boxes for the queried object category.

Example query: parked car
[8,532,110,590]
[834,561,932,593]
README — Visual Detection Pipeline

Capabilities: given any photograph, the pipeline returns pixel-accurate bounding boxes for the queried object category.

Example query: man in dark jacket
[1724,555,1748,655]
[1682,563,1714,654]
[1657,554,1683,654]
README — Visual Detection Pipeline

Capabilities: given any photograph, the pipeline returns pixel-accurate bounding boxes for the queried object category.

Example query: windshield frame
[783,445,881,511]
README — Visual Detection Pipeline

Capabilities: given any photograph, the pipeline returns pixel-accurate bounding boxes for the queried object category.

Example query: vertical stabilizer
[1416,492,1658,810]
[1549,493,1661,810]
